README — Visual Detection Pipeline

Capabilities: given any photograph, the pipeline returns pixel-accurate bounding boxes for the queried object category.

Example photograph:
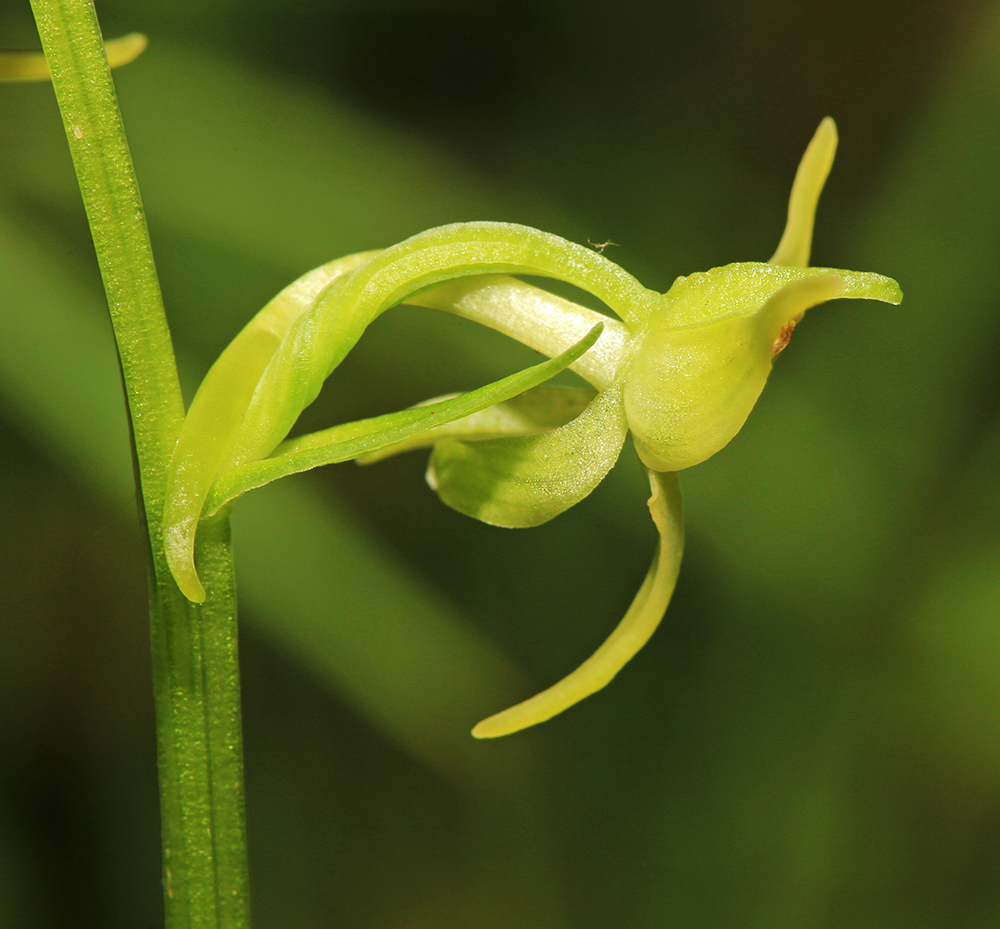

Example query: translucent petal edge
[427,382,627,529]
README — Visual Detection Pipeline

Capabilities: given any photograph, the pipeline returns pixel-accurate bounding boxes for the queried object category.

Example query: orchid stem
[27,0,251,926]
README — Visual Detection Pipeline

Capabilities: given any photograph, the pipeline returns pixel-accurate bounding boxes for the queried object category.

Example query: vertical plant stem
[28,1,251,926]
[156,515,250,928]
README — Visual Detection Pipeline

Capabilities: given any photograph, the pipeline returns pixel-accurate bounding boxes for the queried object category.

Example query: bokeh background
[2,0,1000,926]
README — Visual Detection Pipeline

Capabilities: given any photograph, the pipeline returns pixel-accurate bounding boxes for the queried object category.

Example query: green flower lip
[163,117,901,737]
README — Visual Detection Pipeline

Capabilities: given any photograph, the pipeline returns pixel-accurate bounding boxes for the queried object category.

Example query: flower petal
[202,325,603,515]
[428,382,628,529]
[472,469,684,738]
[624,266,901,474]
[163,252,378,603]
[356,385,597,465]
[409,275,628,389]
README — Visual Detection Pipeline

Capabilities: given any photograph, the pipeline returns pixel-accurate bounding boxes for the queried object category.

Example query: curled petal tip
[815,115,838,145]
[104,33,149,69]
[164,522,207,603]
[180,574,207,604]
[471,715,515,740]
[174,566,207,604]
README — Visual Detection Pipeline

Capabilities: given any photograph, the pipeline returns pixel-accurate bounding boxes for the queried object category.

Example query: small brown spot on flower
[772,319,796,356]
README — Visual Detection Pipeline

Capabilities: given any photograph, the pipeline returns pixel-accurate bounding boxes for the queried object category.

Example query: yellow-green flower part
[163,118,901,738]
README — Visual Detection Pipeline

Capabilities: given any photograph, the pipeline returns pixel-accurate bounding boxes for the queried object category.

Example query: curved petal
[659,261,900,331]
[224,223,654,477]
[356,385,597,465]
[165,221,649,603]
[202,325,603,515]
[163,251,379,602]
[472,469,685,738]
[409,275,628,390]
[428,382,628,529]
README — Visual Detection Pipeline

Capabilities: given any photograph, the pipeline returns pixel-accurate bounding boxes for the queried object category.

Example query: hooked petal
[472,469,684,738]
[163,251,379,602]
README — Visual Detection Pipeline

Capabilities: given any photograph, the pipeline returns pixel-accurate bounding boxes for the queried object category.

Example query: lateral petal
[428,383,628,529]
[356,385,597,465]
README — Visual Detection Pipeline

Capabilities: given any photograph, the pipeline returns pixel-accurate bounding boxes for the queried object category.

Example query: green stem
[155,516,250,928]
[27,1,251,926]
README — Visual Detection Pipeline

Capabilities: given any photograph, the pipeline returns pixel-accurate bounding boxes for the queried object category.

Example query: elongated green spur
[163,118,901,738]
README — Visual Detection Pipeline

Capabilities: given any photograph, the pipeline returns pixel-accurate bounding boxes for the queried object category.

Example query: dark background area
[2,0,1000,926]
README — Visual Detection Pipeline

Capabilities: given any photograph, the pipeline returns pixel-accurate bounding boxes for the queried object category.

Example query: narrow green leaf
[429,380,628,529]
[357,385,597,464]
[203,323,603,515]
[26,1,250,926]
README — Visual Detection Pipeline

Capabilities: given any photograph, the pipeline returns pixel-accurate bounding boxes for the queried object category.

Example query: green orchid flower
[162,118,901,738]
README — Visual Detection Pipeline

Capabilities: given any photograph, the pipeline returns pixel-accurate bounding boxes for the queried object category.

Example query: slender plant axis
[22,3,251,927]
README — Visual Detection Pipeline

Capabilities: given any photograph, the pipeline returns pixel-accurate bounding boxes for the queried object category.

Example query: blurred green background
[2,0,1000,926]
